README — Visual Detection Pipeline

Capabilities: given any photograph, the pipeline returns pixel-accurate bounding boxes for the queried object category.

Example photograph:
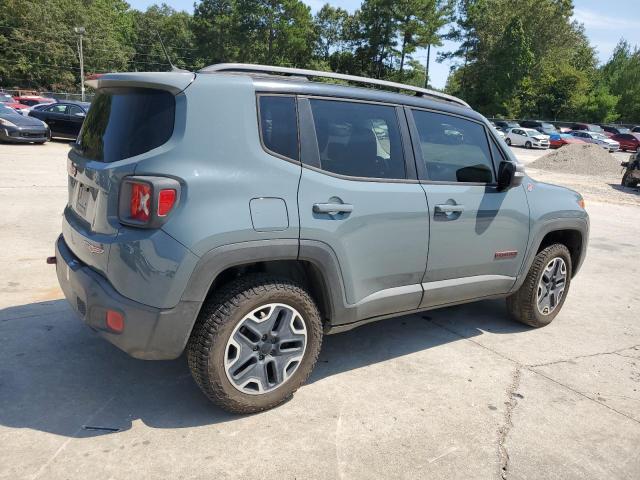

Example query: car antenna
[155,31,190,73]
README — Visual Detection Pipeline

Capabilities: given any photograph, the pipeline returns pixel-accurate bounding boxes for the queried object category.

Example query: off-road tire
[507,244,572,328]
[622,171,639,188]
[187,274,323,414]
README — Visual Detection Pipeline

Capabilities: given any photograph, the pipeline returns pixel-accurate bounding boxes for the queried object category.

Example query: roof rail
[198,63,470,108]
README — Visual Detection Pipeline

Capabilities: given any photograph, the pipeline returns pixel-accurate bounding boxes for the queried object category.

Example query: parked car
[549,132,585,148]
[611,133,640,152]
[620,153,640,188]
[494,120,520,132]
[490,121,506,138]
[631,126,640,133]
[520,120,557,135]
[0,104,49,143]
[52,65,589,414]
[504,127,550,149]
[28,101,89,139]
[570,130,619,152]
[570,123,610,136]
[0,93,30,114]
[14,95,56,107]
[601,125,632,136]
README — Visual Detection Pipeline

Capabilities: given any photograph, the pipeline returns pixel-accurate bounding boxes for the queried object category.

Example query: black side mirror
[497,161,523,191]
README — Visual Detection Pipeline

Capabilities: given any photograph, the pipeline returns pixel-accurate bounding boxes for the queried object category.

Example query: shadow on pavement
[0,298,528,437]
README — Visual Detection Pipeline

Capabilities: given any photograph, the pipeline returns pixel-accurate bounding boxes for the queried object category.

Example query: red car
[0,93,29,113]
[612,133,640,152]
[549,133,586,148]
[13,95,56,107]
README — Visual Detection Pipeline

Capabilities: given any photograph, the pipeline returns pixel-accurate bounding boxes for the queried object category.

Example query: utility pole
[424,44,431,89]
[74,27,86,102]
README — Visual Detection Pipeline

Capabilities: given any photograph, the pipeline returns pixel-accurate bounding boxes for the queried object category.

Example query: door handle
[434,204,464,215]
[313,203,354,215]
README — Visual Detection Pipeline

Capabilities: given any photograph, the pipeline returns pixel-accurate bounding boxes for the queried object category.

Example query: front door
[407,108,530,308]
[298,98,429,320]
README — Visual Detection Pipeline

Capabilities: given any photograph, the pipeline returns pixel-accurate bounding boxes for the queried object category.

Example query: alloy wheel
[224,303,307,395]
[536,257,567,315]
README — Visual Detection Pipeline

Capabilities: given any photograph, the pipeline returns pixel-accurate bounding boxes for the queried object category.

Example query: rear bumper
[55,235,201,360]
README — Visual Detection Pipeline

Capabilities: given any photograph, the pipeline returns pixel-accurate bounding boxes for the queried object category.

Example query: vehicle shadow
[0,298,528,437]
[608,183,640,195]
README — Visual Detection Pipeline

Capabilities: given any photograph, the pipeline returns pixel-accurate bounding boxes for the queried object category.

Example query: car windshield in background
[0,94,14,103]
[589,125,604,132]
[75,88,175,162]
[523,129,540,136]
[617,127,632,134]
[592,133,608,140]
[0,104,19,115]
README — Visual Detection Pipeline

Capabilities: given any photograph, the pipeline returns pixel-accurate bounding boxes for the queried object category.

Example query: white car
[505,128,550,149]
[570,131,619,152]
[490,122,506,139]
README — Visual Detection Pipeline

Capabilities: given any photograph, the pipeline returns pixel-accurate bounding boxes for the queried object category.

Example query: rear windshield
[75,88,175,162]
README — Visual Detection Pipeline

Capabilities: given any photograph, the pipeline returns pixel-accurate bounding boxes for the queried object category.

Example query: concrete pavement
[0,142,638,480]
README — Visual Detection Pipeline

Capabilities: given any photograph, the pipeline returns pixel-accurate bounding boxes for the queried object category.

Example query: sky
[127,0,640,89]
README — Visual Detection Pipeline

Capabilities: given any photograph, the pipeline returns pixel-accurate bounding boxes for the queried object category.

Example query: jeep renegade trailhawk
[54,64,589,413]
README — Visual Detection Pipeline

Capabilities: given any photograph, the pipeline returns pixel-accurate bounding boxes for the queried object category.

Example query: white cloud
[573,8,640,30]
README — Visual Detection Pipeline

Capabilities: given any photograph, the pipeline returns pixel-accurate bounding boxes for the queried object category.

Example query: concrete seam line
[497,366,522,480]
[527,344,640,368]
[425,318,640,427]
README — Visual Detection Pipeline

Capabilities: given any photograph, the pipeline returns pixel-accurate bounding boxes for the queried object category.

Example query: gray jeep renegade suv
[54,64,588,413]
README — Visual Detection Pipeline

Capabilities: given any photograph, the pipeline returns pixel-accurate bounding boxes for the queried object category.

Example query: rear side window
[75,88,175,162]
[309,99,405,179]
[258,96,299,161]
[412,110,495,183]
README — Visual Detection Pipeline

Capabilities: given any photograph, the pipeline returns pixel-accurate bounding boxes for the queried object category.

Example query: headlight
[0,118,17,127]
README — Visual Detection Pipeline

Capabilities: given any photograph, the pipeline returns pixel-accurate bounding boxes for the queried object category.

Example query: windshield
[523,129,540,136]
[0,94,14,103]
[617,127,632,134]
[588,124,604,132]
[0,104,19,116]
[75,88,175,162]
[591,133,608,140]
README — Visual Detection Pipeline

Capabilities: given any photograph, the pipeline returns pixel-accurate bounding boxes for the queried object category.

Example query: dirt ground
[0,141,638,480]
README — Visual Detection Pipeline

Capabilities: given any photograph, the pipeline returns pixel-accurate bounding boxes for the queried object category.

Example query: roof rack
[198,63,470,108]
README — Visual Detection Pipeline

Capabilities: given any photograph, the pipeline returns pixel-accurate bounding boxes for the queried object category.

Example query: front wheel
[505,138,512,146]
[622,171,639,188]
[507,244,572,328]
[525,141,532,149]
[187,274,323,414]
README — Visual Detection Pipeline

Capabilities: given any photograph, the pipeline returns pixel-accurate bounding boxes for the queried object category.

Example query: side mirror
[497,161,524,191]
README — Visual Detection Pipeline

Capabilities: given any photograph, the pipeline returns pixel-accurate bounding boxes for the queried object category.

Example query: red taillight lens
[158,189,177,216]
[106,310,124,333]
[130,182,151,222]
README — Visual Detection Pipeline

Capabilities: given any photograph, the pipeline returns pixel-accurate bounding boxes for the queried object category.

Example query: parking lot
[1,141,639,479]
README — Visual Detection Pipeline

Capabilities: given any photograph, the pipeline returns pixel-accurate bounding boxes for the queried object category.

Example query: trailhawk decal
[495,250,518,259]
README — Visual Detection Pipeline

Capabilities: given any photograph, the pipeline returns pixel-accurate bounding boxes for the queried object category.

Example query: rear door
[407,108,530,307]
[67,104,86,137]
[297,97,429,320]
[42,104,69,135]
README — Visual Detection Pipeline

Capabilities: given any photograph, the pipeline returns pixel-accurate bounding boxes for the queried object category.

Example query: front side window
[412,110,495,183]
[47,104,68,114]
[309,99,405,179]
[258,95,299,161]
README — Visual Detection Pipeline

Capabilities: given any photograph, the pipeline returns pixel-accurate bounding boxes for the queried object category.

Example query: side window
[47,104,68,114]
[258,96,299,161]
[309,99,406,179]
[490,138,506,164]
[69,105,83,116]
[412,109,495,183]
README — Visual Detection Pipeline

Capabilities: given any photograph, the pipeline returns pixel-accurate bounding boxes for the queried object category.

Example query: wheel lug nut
[259,354,264,360]
[253,346,258,351]
[261,334,267,341]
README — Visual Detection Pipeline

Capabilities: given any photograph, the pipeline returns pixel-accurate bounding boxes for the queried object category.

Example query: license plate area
[76,184,90,215]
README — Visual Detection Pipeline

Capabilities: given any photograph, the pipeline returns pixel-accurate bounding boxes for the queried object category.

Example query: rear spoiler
[86,72,196,95]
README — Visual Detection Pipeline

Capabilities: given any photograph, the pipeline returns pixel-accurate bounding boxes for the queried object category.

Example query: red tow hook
[46,256,57,265]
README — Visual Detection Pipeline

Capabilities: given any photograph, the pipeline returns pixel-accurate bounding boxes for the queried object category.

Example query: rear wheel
[622,171,639,188]
[187,274,323,414]
[507,244,572,328]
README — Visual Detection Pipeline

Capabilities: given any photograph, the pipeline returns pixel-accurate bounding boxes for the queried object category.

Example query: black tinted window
[309,99,405,179]
[258,96,298,160]
[412,110,495,183]
[75,88,175,162]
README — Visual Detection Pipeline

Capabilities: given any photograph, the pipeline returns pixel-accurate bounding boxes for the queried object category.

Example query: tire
[622,171,639,188]
[506,244,572,328]
[505,138,511,146]
[187,273,323,414]
[525,141,532,149]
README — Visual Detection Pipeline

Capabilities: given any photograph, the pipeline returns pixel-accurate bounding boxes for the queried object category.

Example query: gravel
[529,143,625,176]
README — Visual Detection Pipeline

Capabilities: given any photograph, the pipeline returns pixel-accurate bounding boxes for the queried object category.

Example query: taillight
[130,182,151,222]
[158,189,177,216]
[119,176,181,228]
